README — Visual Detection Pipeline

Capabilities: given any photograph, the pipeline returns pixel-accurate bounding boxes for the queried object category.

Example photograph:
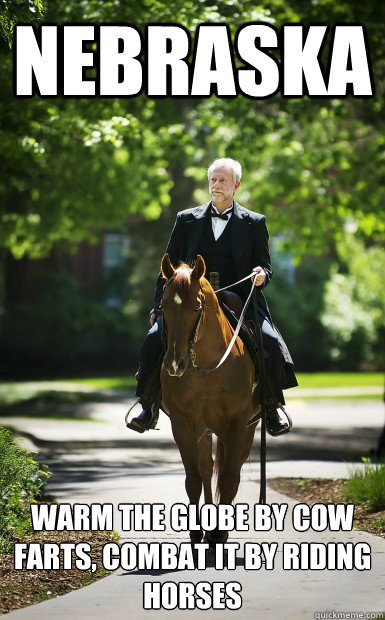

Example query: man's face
[208,164,240,205]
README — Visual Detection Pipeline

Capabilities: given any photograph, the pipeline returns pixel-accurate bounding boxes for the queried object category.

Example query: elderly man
[127,158,298,434]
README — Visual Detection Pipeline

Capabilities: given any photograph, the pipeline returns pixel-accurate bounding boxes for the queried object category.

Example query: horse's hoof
[207,546,216,558]
[190,529,203,544]
[204,530,229,548]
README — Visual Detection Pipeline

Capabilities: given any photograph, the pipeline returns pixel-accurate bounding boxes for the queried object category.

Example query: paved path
[1,395,385,619]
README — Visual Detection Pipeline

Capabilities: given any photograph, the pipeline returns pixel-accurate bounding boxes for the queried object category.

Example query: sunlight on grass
[53,372,385,390]
[286,393,382,401]
[0,373,382,407]
[295,373,384,388]
[64,376,137,389]
[0,378,137,404]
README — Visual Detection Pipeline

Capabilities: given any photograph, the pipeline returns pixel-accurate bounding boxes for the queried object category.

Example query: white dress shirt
[211,203,233,240]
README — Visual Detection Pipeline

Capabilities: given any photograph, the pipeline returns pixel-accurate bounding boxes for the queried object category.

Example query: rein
[211,271,268,504]
[189,272,258,375]
[191,270,268,504]
[162,270,257,375]
[215,272,256,294]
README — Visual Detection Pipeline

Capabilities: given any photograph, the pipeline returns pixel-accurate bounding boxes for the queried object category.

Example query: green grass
[65,372,384,389]
[1,372,382,392]
[295,372,384,388]
[344,460,385,512]
[370,517,385,531]
[4,390,100,406]
[0,379,136,406]
[0,373,382,408]
[61,376,137,389]
[82,565,113,586]
[286,393,382,401]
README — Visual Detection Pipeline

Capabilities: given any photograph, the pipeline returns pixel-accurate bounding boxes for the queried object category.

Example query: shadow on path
[11,425,380,460]
[0,390,133,419]
[5,425,380,498]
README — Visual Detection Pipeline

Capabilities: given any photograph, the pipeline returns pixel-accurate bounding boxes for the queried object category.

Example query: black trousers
[135,311,286,407]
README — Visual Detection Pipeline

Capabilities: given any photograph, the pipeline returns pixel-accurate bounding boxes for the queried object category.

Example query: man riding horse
[127,157,298,435]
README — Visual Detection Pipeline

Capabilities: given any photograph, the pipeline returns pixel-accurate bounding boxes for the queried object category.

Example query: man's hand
[252,266,266,286]
[149,311,159,326]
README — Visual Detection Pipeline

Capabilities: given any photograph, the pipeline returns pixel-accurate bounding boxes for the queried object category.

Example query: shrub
[344,458,385,512]
[0,427,50,551]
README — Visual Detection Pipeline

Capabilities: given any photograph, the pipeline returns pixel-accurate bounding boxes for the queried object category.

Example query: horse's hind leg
[171,420,204,543]
[198,433,213,504]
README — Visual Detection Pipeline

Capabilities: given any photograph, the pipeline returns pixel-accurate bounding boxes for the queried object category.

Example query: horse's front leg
[217,424,255,504]
[198,433,213,504]
[171,418,204,544]
[205,423,255,548]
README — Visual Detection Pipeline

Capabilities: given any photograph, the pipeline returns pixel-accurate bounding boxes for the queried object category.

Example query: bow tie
[210,208,232,221]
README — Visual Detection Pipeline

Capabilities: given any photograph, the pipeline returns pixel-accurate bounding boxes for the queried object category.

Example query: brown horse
[160,253,260,546]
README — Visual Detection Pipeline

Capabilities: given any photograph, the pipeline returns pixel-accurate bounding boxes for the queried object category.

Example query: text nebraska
[15,24,373,98]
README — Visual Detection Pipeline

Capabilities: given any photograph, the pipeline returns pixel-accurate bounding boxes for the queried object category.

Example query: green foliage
[1,0,384,260]
[0,426,50,551]
[321,235,385,369]
[0,96,173,258]
[344,458,385,512]
[266,253,332,370]
[190,98,384,257]
[1,270,133,369]
[0,0,43,47]
[0,0,383,372]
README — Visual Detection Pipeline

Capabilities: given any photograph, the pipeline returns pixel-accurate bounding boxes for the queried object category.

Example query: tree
[1,0,383,260]
[0,0,383,371]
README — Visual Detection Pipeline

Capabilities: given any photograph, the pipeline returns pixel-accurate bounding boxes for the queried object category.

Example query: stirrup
[278,405,293,433]
[125,400,160,432]
[124,398,140,427]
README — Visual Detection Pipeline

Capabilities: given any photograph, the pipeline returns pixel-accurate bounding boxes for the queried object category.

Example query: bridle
[161,273,207,373]
[161,271,258,376]
[187,288,206,373]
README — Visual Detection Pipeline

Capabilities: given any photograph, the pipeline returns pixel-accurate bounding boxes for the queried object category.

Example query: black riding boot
[126,403,159,433]
[266,405,292,436]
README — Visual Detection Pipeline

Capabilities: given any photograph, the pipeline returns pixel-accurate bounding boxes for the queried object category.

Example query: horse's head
[161,253,206,377]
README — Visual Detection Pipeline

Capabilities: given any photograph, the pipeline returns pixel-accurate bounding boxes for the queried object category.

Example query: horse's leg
[171,420,204,543]
[198,433,213,504]
[218,426,255,504]
[206,425,255,546]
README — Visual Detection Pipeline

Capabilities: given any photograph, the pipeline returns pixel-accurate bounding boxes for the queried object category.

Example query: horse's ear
[192,254,206,281]
[161,253,175,280]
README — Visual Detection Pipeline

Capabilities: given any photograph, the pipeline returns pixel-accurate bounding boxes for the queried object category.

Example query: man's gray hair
[207,158,242,183]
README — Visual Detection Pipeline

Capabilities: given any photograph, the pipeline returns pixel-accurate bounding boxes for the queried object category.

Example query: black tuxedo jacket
[153,201,272,318]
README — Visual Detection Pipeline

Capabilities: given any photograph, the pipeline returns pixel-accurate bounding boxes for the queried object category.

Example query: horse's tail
[213,438,224,503]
